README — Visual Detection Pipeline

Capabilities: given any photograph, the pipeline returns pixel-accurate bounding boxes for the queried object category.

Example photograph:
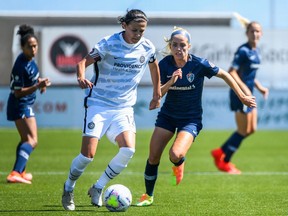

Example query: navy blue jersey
[159,54,219,122]
[230,42,261,92]
[229,43,261,112]
[7,53,39,120]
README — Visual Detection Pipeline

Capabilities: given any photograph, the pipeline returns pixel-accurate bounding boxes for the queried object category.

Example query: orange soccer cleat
[172,162,185,185]
[21,171,33,181]
[7,171,32,184]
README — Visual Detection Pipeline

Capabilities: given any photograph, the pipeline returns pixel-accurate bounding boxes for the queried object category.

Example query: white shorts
[83,105,136,144]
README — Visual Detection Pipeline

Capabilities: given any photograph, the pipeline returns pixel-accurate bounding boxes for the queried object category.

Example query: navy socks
[221,132,245,162]
[13,142,33,173]
[144,160,159,196]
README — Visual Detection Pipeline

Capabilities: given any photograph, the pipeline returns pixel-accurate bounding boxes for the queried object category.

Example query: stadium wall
[7,24,288,89]
[1,87,287,130]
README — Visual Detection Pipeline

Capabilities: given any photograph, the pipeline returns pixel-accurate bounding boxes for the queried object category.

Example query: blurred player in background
[211,17,269,174]
[61,9,161,211]
[136,26,256,206]
[6,24,51,184]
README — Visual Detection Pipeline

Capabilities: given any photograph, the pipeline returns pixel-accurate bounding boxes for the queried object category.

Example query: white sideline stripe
[1,171,288,176]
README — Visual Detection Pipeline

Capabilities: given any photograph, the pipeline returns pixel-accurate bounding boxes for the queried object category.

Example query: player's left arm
[216,68,257,108]
[254,79,269,99]
[148,60,161,110]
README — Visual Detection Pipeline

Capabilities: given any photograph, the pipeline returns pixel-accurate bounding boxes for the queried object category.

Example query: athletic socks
[65,153,93,192]
[221,132,245,162]
[144,160,159,196]
[94,147,135,189]
[13,142,33,173]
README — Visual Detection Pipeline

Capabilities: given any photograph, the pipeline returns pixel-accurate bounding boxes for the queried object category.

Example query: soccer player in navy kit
[6,24,51,184]
[61,9,161,211]
[136,27,257,206]
[211,21,269,174]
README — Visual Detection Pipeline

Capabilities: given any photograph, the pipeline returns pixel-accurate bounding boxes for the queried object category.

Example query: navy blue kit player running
[6,24,51,184]
[211,21,269,174]
[136,27,257,206]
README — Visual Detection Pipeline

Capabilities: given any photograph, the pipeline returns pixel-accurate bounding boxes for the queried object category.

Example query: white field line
[1,171,288,176]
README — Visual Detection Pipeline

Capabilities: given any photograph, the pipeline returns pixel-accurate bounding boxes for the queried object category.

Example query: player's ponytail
[17,24,37,47]
[233,13,261,34]
[233,12,250,29]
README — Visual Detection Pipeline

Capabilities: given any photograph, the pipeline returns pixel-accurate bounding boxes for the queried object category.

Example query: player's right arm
[216,68,256,108]
[76,55,95,89]
[228,67,252,96]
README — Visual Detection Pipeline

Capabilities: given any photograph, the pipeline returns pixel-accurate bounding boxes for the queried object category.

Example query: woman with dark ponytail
[6,24,51,184]
[61,9,161,211]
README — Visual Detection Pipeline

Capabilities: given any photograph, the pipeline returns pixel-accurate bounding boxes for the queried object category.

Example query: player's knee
[247,129,256,136]
[245,126,257,136]
[148,155,161,164]
[169,148,184,162]
[26,136,38,148]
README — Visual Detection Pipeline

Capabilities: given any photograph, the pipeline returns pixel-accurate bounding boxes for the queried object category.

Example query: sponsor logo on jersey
[250,63,260,69]
[169,85,195,90]
[248,54,257,60]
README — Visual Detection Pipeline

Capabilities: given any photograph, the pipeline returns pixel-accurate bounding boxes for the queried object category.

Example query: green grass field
[0,129,287,215]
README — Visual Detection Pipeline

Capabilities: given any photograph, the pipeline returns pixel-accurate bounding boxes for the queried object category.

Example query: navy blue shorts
[155,112,202,139]
[7,105,35,121]
[230,91,254,114]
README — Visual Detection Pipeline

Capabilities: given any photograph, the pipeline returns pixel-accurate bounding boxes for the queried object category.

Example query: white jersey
[85,31,156,108]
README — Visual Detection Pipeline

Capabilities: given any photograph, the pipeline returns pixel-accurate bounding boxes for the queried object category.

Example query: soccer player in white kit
[62,9,161,211]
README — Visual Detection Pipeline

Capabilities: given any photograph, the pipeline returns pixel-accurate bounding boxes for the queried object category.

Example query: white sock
[65,153,93,191]
[95,147,135,189]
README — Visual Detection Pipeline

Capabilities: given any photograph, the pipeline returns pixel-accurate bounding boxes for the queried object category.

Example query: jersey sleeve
[88,37,109,61]
[146,39,156,63]
[158,57,169,85]
[10,61,24,90]
[200,58,219,79]
[231,48,246,70]
[149,53,156,63]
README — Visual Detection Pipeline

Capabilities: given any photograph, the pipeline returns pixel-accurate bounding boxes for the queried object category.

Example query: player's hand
[170,68,182,85]
[38,78,51,94]
[262,87,269,100]
[77,77,93,89]
[149,97,161,110]
[242,95,257,108]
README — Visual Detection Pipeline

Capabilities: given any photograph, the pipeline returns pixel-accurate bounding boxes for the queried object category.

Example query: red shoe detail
[211,148,225,166]
[218,161,242,175]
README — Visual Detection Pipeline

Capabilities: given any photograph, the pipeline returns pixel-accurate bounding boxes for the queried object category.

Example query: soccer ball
[104,184,132,212]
